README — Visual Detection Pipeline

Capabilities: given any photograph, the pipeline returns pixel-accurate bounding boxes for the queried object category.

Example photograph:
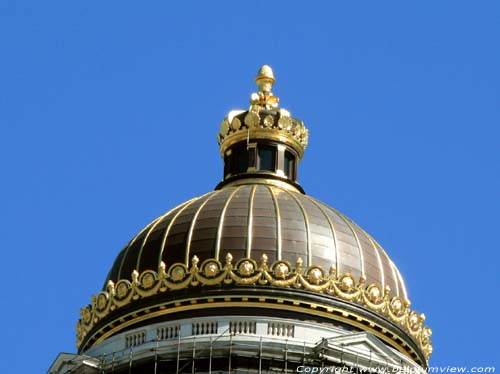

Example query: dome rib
[186,190,223,265]
[135,218,162,271]
[346,219,401,296]
[350,221,401,296]
[214,186,241,260]
[365,233,386,291]
[246,185,258,258]
[303,195,340,275]
[349,220,384,287]
[265,185,282,261]
[104,184,409,300]
[396,264,408,300]
[374,238,401,297]
[134,199,195,271]
[157,195,206,266]
[331,210,366,279]
[390,260,401,297]
[117,216,162,280]
[285,188,312,267]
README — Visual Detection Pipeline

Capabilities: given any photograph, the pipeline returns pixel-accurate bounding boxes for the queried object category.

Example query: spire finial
[251,64,279,109]
[217,65,309,177]
[255,65,275,94]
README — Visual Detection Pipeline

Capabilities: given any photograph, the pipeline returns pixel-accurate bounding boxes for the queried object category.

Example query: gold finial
[218,65,308,159]
[251,64,279,109]
[255,65,275,94]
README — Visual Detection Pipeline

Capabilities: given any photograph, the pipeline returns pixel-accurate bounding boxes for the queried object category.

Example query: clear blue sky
[1,1,498,372]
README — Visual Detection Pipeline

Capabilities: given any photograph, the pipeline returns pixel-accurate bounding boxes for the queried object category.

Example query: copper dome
[76,66,431,365]
[105,184,407,301]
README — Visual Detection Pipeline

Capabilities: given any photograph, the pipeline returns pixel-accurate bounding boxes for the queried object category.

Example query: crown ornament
[217,65,309,159]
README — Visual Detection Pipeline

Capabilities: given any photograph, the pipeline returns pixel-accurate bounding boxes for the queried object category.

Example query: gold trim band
[78,255,432,362]
[91,296,422,365]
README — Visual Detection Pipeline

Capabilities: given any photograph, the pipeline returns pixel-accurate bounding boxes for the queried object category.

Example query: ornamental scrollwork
[77,253,432,362]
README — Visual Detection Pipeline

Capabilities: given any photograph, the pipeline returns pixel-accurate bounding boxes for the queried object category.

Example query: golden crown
[217,65,309,159]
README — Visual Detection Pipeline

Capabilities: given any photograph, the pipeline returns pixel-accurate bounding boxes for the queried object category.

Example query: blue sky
[1,1,499,372]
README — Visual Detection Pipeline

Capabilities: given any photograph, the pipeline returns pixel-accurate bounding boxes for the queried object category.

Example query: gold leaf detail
[170,266,185,282]
[220,118,230,137]
[278,115,292,130]
[390,298,404,316]
[116,282,129,298]
[238,260,254,276]
[204,262,219,277]
[76,256,432,362]
[340,275,354,292]
[97,294,107,310]
[231,117,241,131]
[274,263,289,279]
[141,273,155,289]
[244,112,260,128]
[308,268,323,285]
[368,285,381,303]
[263,115,274,128]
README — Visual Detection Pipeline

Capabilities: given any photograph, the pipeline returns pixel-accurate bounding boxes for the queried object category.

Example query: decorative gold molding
[219,176,301,193]
[77,254,432,362]
[91,295,422,364]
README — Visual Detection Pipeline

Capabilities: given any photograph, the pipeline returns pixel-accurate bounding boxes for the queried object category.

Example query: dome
[105,184,407,301]
[76,65,432,367]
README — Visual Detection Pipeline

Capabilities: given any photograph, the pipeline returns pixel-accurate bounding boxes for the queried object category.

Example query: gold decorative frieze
[77,254,432,361]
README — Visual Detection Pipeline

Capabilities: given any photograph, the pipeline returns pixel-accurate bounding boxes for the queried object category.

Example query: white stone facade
[49,315,424,373]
